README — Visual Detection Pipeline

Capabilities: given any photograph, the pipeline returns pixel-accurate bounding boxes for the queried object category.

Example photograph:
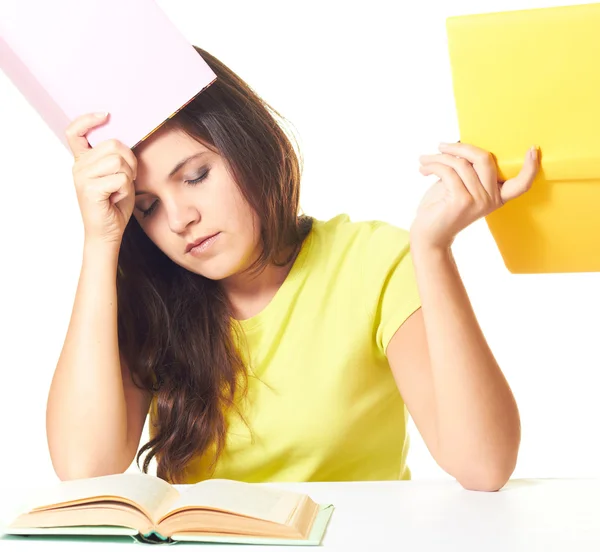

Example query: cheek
[217,181,256,228]
[231,194,260,241]
[217,192,260,257]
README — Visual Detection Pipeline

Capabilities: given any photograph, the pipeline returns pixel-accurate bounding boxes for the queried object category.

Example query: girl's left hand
[410,142,539,250]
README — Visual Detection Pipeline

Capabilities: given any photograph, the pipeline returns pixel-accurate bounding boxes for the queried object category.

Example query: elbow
[54,464,129,482]
[55,468,90,482]
[53,463,127,482]
[457,469,511,492]
[453,456,517,492]
[442,447,519,492]
[444,424,521,492]
[50,453,132,482]
[47,432,136,482]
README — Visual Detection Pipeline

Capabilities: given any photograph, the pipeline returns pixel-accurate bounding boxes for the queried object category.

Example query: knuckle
[479,151,493,165]
[105,154,121,172]
[65,121,79,136]
[103,138,121,152]
[436,163,450,175]
[65,121,84,140]
[117,172,130,184]
[456,157,471,170]
[114,172,130,188]
[120,156,132,171]
[444,166,458,179]
[458,192,473,209]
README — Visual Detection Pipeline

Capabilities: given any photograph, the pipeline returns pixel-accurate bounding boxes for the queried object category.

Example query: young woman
[46,46,539,491]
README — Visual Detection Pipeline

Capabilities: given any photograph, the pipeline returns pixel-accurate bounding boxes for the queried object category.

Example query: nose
[165,198,200,234]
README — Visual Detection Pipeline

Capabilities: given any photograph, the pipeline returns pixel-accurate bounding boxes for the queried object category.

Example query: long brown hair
[116,46,313,483]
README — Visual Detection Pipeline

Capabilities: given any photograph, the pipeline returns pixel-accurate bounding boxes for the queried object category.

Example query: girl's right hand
[66,113,138,246]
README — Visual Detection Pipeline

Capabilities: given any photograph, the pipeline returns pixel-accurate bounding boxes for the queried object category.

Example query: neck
[220,247,297,321]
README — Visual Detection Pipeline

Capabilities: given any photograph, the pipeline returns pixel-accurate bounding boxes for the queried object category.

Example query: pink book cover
[0,0,217,149]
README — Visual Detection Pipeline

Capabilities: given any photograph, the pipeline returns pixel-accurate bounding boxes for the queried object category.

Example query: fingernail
[439,142,449,147]
[529,145,539,160]
[95,111,108,118]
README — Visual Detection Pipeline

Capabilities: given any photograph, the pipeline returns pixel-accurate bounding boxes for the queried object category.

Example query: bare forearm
[46,241,129,479]
[411,243,520,488]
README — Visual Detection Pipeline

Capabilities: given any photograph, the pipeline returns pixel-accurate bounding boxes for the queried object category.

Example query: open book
[2,473,333,546]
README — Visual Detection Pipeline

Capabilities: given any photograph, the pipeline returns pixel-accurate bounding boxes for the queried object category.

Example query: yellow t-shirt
[153,214,422,483]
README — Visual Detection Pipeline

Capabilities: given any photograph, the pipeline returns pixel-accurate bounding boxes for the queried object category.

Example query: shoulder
[308,213,411,261]
[303,214,419,351]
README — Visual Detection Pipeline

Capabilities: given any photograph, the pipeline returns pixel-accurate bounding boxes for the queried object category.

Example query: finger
[77,139,138,178]
[92,139,138,177]
[65,112,109,159]
[419,162,472,202]
[420,153,491,204]
[500,146,540,204]
[86,153,135,182]
[438,141,497,192]
[96,172,134,205]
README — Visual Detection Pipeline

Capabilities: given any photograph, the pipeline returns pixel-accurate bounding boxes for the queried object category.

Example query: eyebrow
[135,151,208,196]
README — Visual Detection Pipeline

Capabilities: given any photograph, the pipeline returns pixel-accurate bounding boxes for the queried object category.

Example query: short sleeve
[360,221,422,354]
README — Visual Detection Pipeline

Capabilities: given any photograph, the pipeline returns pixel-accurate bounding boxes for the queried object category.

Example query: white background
[1,0,598,487]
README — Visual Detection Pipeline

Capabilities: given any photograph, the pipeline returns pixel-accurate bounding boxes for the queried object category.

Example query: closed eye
[185,168,210,186]
[141,202,158,218]
[139,168,211,219]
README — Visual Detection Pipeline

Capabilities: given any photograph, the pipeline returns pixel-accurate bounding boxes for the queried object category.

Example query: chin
[185,258,241,282]
[187,266,232,281]
[178,241,257,282]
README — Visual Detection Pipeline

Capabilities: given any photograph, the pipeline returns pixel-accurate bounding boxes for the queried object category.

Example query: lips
[185,233,219,254]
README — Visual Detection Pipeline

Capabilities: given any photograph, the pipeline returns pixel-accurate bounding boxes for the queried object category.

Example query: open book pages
[7,473,327,541]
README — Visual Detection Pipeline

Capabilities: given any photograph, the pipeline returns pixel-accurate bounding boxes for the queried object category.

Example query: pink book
[0,0,216,149]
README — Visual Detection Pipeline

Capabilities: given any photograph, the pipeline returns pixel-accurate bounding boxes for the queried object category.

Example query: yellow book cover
[446,3,600,273]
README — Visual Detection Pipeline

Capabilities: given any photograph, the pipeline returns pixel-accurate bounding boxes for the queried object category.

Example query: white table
[1,478,599,551]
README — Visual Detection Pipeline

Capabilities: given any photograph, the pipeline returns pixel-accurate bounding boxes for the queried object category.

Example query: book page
[25,473,180,522]
[160,479,302,525]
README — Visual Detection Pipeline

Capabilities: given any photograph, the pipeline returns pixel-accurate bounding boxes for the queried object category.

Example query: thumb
[499,146,540,204]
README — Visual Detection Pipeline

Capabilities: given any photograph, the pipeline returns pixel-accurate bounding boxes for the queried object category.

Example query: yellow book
[1,473,333,546]
[446,3,600,273]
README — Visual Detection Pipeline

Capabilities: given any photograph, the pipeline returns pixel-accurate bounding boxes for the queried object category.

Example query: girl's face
[132,125,261,281]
